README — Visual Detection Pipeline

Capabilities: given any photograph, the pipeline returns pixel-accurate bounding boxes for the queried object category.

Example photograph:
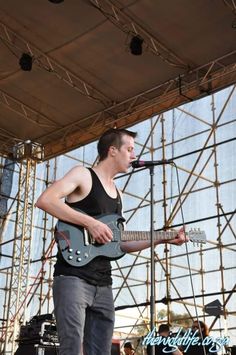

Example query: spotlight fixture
[48,0,64,3]
[129,35,143,55]
[19,53,33,71]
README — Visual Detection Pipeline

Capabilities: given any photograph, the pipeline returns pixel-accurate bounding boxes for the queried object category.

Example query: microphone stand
[149,165,156,355]
[131,160,174,354]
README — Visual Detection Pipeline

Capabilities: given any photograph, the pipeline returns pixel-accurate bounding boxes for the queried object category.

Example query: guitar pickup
[83,229,90,246]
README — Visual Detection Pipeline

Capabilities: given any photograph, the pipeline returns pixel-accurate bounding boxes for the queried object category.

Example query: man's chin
[120,167,129,174]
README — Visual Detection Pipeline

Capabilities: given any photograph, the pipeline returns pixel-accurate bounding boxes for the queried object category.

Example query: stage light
[19,53,32,71]
[129,35,143,55]
[48,0,64,3]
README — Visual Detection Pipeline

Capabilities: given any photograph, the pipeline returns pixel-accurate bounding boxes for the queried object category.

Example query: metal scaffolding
[1,159,36,354]
[0,86,235,354]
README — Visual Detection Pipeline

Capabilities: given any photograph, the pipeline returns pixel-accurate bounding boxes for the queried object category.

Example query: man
[147,324,182,355]
[36,128,187,355]
[184,320,216,355]
[124,341,135,354]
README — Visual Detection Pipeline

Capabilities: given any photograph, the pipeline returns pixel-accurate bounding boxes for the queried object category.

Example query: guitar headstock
[187,229,206,245]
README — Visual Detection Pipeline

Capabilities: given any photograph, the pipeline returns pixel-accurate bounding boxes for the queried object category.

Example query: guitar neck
[121,230,178,242]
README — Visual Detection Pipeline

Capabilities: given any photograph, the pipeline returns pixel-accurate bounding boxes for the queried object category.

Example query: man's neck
[94,160,117,181]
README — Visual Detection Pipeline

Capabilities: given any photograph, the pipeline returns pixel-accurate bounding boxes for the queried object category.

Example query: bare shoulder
[63,166,92,202]
[50,165,91,197]
[64,165,90,181]
[36,166,92,208]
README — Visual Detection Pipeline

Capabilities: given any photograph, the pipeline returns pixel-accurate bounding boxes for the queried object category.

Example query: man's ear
[109,146,117,156]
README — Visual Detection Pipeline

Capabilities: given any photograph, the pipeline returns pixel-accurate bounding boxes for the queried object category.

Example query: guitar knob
[68,248,73,253]
[76,250,81,255]
[84,253,88,258]
[68,255,73,260]
[77,257,82,262]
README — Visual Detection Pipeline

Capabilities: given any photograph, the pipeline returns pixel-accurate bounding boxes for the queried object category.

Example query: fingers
[96,230,113,244]
[176,227,189,241]
[167,227,188,246]
[88,220,113,244]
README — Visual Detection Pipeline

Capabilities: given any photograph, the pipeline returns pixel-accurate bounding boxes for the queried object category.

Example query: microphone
[131,159,173,168]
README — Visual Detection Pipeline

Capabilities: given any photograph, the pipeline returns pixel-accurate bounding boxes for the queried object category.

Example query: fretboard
[121,230,178,241]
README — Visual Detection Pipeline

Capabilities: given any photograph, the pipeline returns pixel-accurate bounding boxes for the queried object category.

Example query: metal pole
[149,165,155,355]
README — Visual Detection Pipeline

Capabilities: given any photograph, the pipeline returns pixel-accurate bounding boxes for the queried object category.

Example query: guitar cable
[55,229,71,248]
[172,162,207,355]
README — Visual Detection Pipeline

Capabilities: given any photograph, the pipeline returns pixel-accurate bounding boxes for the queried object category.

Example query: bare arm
[35,166,113,243]
[36,166,91,225]
[120,227,187,253]
[117,189,188,253]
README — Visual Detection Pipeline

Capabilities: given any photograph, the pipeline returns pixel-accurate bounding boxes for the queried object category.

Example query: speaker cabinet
[15,344,58,355]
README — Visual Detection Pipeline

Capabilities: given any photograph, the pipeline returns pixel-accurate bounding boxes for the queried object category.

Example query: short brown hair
[97,128,136,161]
[124,341,134,349]
[158,324,170,334]
[192,320,209,336]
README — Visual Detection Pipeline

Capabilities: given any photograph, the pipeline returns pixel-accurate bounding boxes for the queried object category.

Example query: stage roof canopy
[0,0,235,159]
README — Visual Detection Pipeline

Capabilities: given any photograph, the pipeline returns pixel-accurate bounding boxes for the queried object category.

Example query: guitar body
[55,214,126,267]
[55,213,206,267]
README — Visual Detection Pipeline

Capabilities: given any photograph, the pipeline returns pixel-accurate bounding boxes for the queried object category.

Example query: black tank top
[54,168,122,286]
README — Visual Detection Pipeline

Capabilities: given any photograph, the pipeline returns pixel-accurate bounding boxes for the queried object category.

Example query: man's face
[192,322,202,334]
[124,347,133,355]
[112,134,136,173]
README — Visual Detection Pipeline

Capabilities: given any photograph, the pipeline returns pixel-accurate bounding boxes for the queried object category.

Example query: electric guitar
[54,213,206,267]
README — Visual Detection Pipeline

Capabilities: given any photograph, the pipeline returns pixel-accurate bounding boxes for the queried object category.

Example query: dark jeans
[53,275,115,355]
